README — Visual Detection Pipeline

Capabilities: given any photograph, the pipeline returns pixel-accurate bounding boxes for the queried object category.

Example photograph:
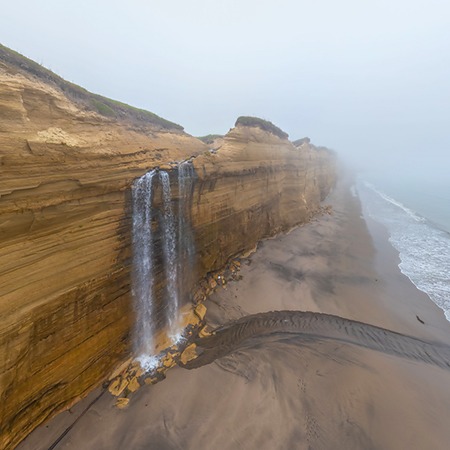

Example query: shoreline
[374,215,450,322]
[361,190,450,341]
[17,176,450,450]
[359,178,450,324]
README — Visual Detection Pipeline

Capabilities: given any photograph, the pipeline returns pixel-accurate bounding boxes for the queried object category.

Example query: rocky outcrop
[0,53,335,449]
[293,137,311,146]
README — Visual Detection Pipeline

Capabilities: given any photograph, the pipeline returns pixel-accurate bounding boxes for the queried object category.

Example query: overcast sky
[1,0,449,173]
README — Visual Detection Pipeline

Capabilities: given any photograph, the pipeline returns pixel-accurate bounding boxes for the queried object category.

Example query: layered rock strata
[0,59,335,449]
[0,65,206,450]
[190,126,335,282]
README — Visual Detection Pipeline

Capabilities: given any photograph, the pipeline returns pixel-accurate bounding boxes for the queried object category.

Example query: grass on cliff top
[0,43,183,131]
[197,134,223,144]
[292,137,335,153]
[235,116,289,139]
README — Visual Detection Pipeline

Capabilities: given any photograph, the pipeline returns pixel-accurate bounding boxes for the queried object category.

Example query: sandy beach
[17,176,450,450]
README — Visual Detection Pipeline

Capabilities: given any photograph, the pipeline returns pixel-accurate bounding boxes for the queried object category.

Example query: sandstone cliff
[191,125,335,278]
[0,49,335,449]
[0,55,206,449]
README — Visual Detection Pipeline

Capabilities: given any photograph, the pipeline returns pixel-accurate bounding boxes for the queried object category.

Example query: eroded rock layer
[0,61,335,449]
[191,126,335,279]
[0,65,206,449]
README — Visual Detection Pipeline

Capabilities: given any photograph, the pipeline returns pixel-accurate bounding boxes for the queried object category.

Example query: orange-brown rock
[0,53,335,449]
[190,125,336,277]
[194,304,207,321]
[0,62,206,450]
[114,398,130,409]
[180,344,199,366]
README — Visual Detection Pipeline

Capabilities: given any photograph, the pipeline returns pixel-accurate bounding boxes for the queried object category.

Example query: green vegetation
[235,116,289,139]
[197,134,223,144]
[90,99,116,117]
[0,44,183,130]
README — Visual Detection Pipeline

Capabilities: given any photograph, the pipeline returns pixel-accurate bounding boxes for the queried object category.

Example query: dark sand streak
[182,310,450,370]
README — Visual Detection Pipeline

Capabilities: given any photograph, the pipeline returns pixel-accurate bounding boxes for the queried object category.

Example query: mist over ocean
[357,168,450,322]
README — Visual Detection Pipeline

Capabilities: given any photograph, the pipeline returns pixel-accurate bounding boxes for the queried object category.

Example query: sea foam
[358,180,450,322]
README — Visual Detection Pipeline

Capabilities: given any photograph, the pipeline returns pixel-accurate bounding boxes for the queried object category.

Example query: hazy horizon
[1,0,449,174]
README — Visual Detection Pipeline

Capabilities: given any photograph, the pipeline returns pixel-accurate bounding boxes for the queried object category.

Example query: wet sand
[18,178,450,450]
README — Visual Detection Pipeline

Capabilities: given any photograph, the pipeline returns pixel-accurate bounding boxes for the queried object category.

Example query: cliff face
[191,126,335,278]
[0,63,335,449]
[0,67,206,449]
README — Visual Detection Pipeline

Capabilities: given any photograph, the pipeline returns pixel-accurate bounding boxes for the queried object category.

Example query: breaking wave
[359,181,450,321]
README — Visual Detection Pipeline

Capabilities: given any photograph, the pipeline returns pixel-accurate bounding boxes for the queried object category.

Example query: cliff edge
[0,47,335,449]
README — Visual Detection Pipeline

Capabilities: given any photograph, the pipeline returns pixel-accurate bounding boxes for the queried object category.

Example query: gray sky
[1,0,449,173]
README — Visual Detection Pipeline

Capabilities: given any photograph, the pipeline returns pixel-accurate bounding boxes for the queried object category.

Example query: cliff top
[293,137,311,146]
[197,134,224,145]
[0,44,183,131]
[235,116,289,140]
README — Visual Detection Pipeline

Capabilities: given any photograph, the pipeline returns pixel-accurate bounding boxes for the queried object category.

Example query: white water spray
[131,170,156,363]
[160,171,180,337]
[131,165,197,371]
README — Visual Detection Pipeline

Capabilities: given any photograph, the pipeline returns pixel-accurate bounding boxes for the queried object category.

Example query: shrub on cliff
[293,137,311,146]
[235,116,289,139]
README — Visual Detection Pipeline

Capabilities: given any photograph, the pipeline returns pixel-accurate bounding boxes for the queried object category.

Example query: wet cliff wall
[131,128,336,341]
[0,57,335,449]
[0,64,206,449]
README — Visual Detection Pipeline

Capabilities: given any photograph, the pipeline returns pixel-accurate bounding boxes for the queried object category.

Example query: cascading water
[177,161,196,296]
[160,171,180,338]
[131,163,197,372]
[131,170,157,368]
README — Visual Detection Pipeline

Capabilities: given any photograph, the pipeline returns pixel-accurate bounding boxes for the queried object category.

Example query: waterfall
[131,170,157,368]
[131,164,196,371]
[177,161,196,295]
[160,171,180,338]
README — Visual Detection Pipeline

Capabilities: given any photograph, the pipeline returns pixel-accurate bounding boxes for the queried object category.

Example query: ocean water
[356,175,450,322]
